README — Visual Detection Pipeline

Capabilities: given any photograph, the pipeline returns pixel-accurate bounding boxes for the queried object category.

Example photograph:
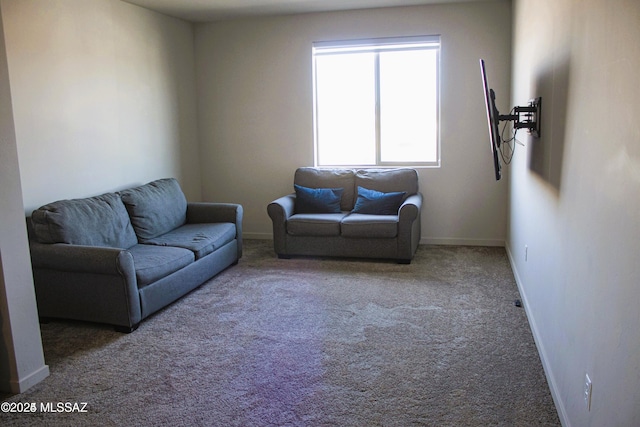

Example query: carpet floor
[1,240,560,426]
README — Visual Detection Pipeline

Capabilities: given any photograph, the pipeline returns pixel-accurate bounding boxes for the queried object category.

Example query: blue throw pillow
[294,184,344,214]
[352,186,406,215]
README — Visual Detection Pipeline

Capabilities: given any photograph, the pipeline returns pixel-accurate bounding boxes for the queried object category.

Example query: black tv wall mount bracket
[498,97,542,138]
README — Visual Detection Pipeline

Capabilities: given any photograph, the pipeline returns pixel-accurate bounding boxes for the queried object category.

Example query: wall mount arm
[498,97,542,138]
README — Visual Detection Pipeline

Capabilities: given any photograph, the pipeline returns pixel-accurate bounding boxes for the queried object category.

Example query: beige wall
[194,0,512,244]
[1,0,201,212]
[3,0,638,420]
[509,0,640,425]
[0,0,199,392]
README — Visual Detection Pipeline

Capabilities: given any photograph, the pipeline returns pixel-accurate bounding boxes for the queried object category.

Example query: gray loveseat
[268,167,422,263]
[28,178,242,332]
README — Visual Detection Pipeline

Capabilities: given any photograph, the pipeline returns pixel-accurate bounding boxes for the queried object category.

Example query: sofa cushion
[294,184,343,214]
[355,168,418,197]
[340,213,399,238]
[120,178,187,241]
[127,244,195,288]
[352,186,406,215]
[294,168,356,211]
[142,223,236,260]
[31,192,138,249]
[287,213,348,236]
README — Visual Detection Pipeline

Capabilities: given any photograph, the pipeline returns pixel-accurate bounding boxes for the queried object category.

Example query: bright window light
[313,36,440,167]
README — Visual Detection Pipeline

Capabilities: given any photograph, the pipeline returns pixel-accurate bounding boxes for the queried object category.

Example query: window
[312,36,440,167]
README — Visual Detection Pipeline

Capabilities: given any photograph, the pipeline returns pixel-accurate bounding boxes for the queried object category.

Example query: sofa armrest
[29,241,135,275]
[187,202,243,225]
[186,202,243,258]
[28,241,141,329]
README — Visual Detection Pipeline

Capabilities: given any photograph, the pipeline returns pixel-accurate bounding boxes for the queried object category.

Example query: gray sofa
[28,178,243,332]
[268,167,422,263]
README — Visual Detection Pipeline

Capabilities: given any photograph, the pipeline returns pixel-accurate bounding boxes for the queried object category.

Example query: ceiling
[122,0,484,22]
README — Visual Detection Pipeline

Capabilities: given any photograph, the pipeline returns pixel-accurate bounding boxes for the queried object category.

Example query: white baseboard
[1,364,49,394]
[242,232,272,240]
[420,237,505,247]
[505,242,569,427]
[243,232,505,247]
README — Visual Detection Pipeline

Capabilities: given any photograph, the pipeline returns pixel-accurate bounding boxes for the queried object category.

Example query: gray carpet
[1,240,560,426]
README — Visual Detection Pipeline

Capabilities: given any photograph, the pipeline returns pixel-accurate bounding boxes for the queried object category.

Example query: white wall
[509,0,640,425]
[0,5,49,393]
[1,0,201,212]
[194,0,512,245]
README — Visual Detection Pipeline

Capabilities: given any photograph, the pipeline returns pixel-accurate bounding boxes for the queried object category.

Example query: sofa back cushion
[31,192,138,248]
[294,168,355,211]
[355,169,419,198]
[120,178,187,241]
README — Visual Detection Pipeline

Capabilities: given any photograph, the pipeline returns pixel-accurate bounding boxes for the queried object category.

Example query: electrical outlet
[525,245,528,262]
[584,373,592,411]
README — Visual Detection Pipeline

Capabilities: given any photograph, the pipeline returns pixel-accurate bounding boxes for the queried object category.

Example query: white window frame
[312,35,441,168]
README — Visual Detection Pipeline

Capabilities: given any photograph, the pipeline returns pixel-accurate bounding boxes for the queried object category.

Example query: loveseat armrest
[397,193,423,262]
[267,194,296,256]
[186,202,243,258]
[399,193,423,223]
[267,194,296,222]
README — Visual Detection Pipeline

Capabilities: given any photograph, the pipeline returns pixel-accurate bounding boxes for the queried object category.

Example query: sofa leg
[397,259,411,265]
[114,323,139,334]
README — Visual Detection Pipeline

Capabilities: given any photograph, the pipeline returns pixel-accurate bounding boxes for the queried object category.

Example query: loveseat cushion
[355,169,418,198]
[294,184,343,214]
[127,244,195,288]
[287,213,348,236]
[294,168,356,211]
[340,213,399,238]
[31,192,138,249]
[142,223,236,259]
[352,186,406,215]
[120,178,187,241]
